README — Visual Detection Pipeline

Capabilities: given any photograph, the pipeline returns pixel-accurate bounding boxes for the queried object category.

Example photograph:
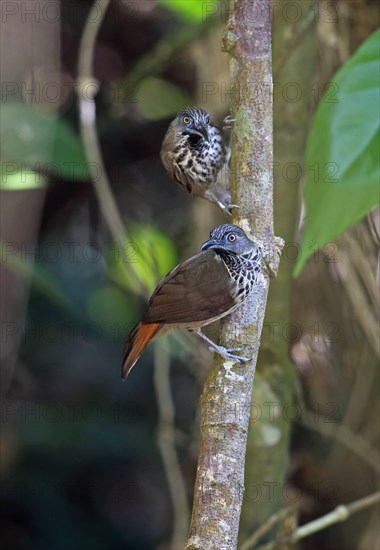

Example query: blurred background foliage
[1,1,379,550]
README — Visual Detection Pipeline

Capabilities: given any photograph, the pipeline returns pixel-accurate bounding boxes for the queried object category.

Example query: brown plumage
[122,224,262,380]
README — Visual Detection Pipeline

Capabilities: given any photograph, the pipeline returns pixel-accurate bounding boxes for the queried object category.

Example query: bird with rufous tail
[122,224,262,380]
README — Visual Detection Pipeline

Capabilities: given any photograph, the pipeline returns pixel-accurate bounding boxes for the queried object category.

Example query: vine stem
[294,491,380,543]
[77,5,189,548]
[153,342,190,548]
[252,492,380,550]
[77,0,144,295]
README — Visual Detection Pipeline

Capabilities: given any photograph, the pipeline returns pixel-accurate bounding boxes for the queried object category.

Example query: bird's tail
[121,322,161,380]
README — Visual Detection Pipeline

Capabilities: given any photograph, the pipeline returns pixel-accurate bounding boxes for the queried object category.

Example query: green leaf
[136,77,192,120]
[0,163,47,190]
[295,30,380,275]
[0,103,87,180]
[159,0,217,22]
[107,224,178,294]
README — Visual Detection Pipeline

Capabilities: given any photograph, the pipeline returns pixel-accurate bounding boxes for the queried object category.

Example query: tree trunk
[239,0,316,539]
[186,2,282,548]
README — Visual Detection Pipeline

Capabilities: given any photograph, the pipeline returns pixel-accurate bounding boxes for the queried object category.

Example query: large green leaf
[295,30,380,275]
[0,103,87,180]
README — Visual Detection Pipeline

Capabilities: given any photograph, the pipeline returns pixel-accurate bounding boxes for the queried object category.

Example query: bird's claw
[227,203,240,214]
[223,115,236,130]
[208,345,251,364]
[215,199,239,216]
[223,203,240,216]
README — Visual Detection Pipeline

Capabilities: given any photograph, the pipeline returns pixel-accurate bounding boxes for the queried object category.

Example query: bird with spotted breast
[122,224,262,380]
[160,106,235,214]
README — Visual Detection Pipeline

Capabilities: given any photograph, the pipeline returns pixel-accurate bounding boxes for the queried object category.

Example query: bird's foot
[194,329,251,363]
[227,203,240,214]
[223,115,236,130]
[213,198,237,216]
[205,187,237,216]
[208,345,251,363]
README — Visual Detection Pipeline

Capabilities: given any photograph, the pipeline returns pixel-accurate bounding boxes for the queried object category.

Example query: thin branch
[153,341,190,549]
[295,491,380,542]
[240,507,294,550]
[77,0,144,295]
[257,492,380,549]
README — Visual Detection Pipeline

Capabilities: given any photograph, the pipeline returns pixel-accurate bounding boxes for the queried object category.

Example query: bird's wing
[160,143,174,178]
[143,251,236,325]
[161,151,193,194]
[160,131,194,194]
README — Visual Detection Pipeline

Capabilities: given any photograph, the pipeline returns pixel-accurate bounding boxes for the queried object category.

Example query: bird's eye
[227,234,236,242]
[183,116,190,124]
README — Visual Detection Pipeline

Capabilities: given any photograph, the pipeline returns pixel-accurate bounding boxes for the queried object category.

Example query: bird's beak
[201,238,222,251]
[184,124,209,142]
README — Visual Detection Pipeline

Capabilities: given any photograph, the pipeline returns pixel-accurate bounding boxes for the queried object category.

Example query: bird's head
[173,107,211,143]
[201,224,260,258]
